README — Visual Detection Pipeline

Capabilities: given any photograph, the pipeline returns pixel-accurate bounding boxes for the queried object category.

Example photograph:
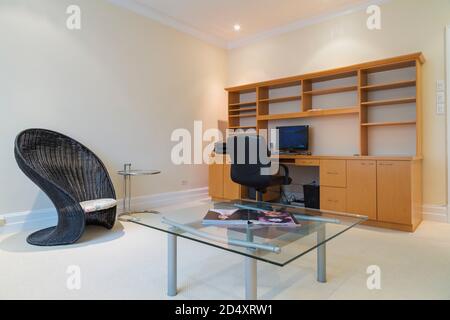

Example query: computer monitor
[277,125,309,152]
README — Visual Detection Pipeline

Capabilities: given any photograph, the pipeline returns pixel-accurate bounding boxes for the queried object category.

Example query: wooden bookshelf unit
[211,53,425,232]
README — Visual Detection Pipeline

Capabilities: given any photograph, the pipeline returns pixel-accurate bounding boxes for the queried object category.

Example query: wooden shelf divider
[258,107,359,121]
[361,80,416,91]
[229,101,257,107]
[229,114,257,118]
[361,121,417,127]
[258,95,302,104]
[361,97,416,107]
[228,107,257,113]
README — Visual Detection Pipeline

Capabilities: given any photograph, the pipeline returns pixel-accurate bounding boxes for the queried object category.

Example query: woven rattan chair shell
[14,129,116,246]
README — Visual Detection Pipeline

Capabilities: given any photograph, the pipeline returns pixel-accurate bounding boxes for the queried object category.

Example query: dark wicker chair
[14,129,117,246]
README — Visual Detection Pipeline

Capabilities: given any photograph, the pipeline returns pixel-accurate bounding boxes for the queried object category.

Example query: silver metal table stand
[168,230,178,297]
[164,220,327,300]
[245,225,257,300]
[118,164,162,217]
[317,224,327,283]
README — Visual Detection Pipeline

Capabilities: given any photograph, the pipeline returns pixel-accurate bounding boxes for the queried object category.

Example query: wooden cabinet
[320,187,346,212]
[346,160,377,220]
[377,161,412,225]
[223,163,241,200]
[320,160,346,187]
[208,155,241,200]
[208,160,224,199]
[209,154,422,231]
[295,159,320,167]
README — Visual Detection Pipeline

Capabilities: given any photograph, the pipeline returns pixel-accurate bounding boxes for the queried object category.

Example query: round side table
[117,164,161,216]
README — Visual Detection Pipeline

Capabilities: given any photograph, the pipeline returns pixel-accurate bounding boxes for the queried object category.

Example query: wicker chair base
[26,226,82,247]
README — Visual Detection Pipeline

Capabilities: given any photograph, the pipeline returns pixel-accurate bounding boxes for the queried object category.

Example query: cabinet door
[377,161,412,225]
[208,159,224,199]
[223,163,241,200]
[320,187,346,212]
[209,164,223,199]
[320,160,347,188]
[347,160,377,220]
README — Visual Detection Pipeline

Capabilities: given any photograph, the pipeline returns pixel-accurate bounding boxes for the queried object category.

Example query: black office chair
[227,135,292,201]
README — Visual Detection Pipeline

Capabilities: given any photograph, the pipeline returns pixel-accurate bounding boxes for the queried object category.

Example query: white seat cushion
[80,198,117,213]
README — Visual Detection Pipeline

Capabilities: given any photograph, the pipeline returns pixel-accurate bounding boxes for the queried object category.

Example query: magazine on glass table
[202,208,299,227]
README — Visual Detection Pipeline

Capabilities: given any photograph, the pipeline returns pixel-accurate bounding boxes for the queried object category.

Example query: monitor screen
[277,126,309,151]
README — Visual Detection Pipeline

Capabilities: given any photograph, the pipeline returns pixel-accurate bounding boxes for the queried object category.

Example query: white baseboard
[0,187,209,235]
[422,204,448,223]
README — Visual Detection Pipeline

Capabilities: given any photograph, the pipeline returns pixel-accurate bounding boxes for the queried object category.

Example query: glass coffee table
[121,200,367,300]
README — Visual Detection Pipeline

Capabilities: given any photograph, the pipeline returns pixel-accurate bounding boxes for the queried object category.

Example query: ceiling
[113,0,385,48]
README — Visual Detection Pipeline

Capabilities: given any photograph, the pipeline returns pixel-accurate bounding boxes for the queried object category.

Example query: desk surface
[274,154,422,161]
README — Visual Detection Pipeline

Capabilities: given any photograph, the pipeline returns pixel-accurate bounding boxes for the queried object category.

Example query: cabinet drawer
[320,160,347,187]
[295,159,320,167]
[320,187,347,212]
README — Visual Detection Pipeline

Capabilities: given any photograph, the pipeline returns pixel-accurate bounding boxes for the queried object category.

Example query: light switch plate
[437,80,446,92]
[437,103,446,115]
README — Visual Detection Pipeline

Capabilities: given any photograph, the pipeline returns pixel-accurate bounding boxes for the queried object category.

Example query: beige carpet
[1,201,450,300]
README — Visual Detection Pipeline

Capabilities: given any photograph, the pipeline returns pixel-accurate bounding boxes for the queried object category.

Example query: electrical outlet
[0,217,6,227]
[437,80,446,92]
[181,180,188,186]
[437,103,446,115]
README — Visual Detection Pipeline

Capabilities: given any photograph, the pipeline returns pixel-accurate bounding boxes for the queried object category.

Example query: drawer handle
[379,163,393,166]
[327,171,339,175]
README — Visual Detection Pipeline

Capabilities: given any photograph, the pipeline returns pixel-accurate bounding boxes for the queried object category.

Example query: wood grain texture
[320,187,347,212]
[320,160,347,188]
[208,156,224,199]
[377,161,412,225]
[346,160,377,220]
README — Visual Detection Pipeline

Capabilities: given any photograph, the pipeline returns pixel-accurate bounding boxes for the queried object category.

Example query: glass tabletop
[117,170,161,176]
[122,200,367,267]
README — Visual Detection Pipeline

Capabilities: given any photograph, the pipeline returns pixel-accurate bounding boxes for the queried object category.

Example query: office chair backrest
[227,135,272,190]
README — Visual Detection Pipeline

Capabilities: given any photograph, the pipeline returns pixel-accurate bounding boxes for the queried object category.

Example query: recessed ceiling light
[234,24,241,32]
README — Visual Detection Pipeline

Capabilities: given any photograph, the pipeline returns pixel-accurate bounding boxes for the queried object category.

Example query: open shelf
[229,107,257,113]
[304,85,358,96]
[264,80,302,90]
[361,121,416,127]
[229,101,257,107]
[259,95,302,104]
[226,52,424,157]
[229,114,256,118]
[361,97,416,107]
[361,80,416,92]
[309,70,358,83]
[258,107,359,121]
[363,60,416,74]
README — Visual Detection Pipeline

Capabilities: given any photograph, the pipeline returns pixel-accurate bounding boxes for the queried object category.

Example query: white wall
[0,0,227,215]
[228,0,450,206]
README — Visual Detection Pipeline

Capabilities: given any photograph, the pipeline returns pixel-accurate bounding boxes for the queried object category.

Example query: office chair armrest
[279,163,290,185]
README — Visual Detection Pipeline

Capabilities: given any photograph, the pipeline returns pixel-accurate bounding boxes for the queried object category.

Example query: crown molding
[227,0,391,49]
[108,0,391,50]
[107,0,228,48]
